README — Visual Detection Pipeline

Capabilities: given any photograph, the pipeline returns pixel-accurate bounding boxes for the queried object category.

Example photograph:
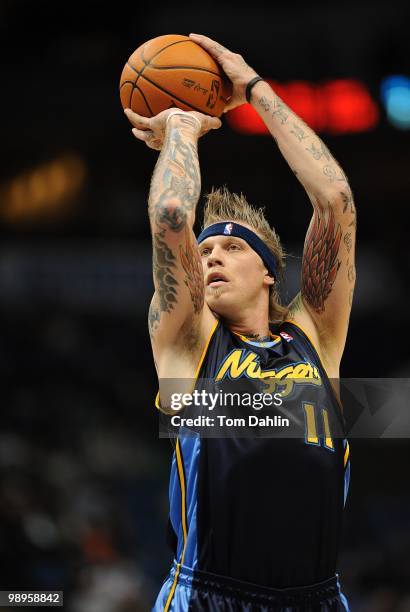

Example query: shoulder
[285,294,340,378]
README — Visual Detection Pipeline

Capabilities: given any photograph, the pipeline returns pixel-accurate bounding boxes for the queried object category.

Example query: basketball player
[125,33,354,612]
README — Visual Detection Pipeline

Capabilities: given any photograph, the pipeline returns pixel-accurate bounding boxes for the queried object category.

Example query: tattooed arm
[189,34,356,372]
[125,107,220,375]
[250,84,356,370]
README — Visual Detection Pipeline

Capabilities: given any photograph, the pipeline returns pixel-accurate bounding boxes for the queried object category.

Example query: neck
[229,325,271,341]
[222,307,271,341]
[210,286,271,339]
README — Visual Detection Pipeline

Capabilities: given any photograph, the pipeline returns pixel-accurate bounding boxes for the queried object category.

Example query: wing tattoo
[302,206,342,313]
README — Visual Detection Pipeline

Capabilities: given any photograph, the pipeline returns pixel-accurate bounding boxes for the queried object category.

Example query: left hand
[189,33,259,112]
[124,107,221,150]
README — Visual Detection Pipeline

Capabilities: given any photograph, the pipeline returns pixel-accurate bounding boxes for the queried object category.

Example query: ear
[263,272,275,287]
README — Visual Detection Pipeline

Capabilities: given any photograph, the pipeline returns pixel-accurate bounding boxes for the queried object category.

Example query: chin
[205,292,234,317]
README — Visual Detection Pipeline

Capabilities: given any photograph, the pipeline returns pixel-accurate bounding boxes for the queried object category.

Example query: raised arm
[124,107,220,372]
[249,81,356,370]
[189,34,356,372]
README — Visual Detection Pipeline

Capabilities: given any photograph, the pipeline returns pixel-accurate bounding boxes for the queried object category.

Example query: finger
[147,140,162,151]
[199,120,222,138]
[124,108,151,130]
[132,127,153,142]
[189,33,229,60]
[208,117,222,130]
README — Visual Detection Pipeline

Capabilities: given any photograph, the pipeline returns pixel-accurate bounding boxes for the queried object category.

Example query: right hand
[189,33,259,112]
[124,107,222,150]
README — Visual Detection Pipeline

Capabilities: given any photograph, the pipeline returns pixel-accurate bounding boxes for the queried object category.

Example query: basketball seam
[133,84,154,116]
[148,65,222,78]
[127,40,193,116]
[138,73,207,114]
[142,39,193,64]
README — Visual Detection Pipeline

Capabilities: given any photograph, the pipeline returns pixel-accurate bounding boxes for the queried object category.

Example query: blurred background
[1,0,410,610]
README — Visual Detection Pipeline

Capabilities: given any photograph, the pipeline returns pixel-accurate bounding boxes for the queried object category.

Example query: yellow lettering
[216,350,259,381]
[216,354,322,389]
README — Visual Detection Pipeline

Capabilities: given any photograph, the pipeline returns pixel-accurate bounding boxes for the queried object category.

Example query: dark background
[1,1,410,610]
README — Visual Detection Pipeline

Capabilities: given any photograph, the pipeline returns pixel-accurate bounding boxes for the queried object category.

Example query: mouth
[207,272,229,287]
[208,280,227,287]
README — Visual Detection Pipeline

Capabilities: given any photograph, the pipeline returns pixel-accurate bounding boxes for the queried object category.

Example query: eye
[200,248,211,257]
[228,243,241,251]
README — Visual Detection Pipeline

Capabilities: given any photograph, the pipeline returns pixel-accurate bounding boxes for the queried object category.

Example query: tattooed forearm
[253,84,351,197]
[320,142,332,162]
[149,123,201,233]
[290,123,308,142]
[323,165,347,183]
[179,228,205,313]
[259,96,271,112]
[305,142,323,160]
[258,94,289,124]
[305,141,333,162]
[152,229,179,316]
[302,207,342,313]
[271,98,289,124]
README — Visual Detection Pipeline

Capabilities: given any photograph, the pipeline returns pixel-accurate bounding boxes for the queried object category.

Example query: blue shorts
[153,561,350,611]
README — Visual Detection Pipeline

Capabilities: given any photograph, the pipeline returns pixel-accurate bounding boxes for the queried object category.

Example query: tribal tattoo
[152,229,179,316]
[179,227,205,314]
[302,206,342,313]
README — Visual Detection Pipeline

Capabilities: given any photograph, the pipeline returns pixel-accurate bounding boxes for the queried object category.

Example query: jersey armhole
[155,319,220,413]
[282,319,345,418]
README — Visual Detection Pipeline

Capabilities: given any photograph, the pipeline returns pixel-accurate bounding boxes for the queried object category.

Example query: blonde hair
[202,186,288,325]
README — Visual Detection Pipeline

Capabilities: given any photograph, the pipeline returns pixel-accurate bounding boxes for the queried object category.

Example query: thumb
[209,117,222,130]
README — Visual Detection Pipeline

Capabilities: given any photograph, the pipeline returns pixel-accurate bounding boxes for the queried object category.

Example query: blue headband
[197,222,277,279]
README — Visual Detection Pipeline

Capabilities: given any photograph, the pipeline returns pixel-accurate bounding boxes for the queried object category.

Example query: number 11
[303,402,334,451]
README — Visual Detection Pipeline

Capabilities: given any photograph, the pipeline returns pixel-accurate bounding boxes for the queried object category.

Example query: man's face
[199,225,273,318]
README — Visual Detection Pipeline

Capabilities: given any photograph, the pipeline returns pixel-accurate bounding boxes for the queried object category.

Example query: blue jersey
[160,319,350,594]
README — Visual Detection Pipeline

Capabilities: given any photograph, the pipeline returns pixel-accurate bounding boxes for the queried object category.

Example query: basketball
[119,34,232,118]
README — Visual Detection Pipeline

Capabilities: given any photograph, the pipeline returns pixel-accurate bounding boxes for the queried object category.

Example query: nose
[207,245,224,268]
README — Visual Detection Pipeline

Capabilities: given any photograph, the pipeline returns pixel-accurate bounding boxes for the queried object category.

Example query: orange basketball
[119,34,232,118]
